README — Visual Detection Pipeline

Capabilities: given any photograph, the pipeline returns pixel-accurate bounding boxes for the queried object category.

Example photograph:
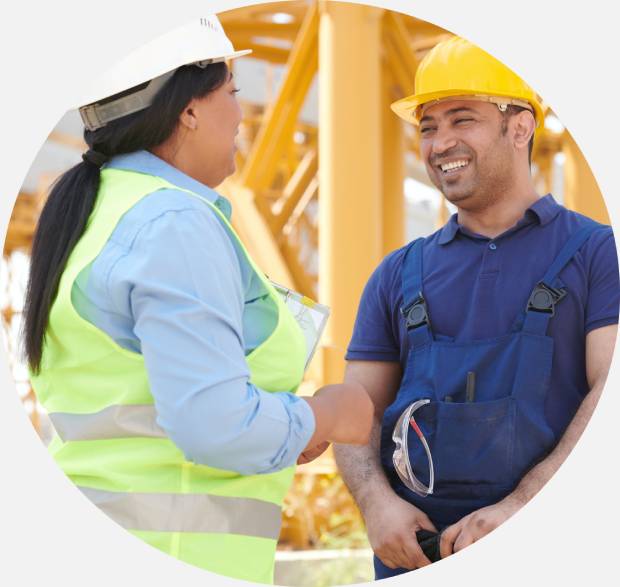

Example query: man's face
[418,99,515,211]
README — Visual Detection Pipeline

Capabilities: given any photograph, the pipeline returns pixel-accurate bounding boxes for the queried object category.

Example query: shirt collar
[437,214,460,245]
[438,194,561,245]
[105,150,233,219]
[527,194,562,226]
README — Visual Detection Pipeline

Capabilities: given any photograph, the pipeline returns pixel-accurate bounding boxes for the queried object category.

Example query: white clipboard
[270,281,331,371]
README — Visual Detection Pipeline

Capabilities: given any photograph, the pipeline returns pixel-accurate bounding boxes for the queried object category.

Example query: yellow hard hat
[391,37,544,127]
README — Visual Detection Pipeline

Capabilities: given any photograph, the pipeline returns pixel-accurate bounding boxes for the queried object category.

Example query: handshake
[298,381,374,464]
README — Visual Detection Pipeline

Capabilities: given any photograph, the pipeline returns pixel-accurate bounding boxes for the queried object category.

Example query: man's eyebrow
[420,107,477,124]
[445,107,477,116]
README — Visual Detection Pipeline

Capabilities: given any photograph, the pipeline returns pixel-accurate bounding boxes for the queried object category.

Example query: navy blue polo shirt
[346,195,619,437]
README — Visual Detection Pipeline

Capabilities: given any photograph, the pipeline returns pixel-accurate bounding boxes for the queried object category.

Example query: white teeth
[440,160,469,172]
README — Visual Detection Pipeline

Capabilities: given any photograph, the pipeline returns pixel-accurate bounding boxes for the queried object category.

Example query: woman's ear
[179,102,198,131]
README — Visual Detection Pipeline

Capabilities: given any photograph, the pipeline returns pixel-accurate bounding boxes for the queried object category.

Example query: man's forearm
[506,381,604,508]
[334,417,393,513]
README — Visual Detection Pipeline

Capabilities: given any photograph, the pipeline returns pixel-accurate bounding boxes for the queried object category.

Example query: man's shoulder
[549,205,615,259]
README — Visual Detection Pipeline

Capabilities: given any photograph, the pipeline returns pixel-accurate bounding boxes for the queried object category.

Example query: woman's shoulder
[108,187,226,249]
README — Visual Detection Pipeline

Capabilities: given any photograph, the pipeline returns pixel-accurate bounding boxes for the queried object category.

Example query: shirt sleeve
[345,249,403,362]
[584,227,620,334]
[105,199,315,475]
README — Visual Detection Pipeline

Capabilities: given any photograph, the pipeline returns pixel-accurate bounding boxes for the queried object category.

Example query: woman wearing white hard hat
[23,16,373,583]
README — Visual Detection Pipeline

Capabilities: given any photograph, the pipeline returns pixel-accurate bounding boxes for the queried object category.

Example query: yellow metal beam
[281,209,319,298]
[383,11,418,96]
[562,131,610,224]
[282,176,319,238]
[272,149,318,233]
[318,1,384,383]
[217,180,297,289]
[231,40,291,65]
[47,130,86,151]
[220,20,299,40]
[382,69,405,255]
[240,4,319,192]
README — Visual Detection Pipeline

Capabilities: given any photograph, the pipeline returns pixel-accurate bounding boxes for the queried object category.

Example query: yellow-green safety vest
[30,167,308,583]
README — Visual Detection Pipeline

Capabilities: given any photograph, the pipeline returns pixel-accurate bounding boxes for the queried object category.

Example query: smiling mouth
[438,159,470,174]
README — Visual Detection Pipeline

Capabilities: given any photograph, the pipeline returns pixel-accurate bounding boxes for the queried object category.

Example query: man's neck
[457,188,541,239]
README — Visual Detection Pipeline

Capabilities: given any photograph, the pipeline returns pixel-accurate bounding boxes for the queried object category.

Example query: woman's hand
[302,382,374,449]
[297,441,330,465]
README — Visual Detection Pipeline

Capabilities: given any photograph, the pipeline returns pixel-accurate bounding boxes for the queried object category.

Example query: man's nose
[430,127,458,155]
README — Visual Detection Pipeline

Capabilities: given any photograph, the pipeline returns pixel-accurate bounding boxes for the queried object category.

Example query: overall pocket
[409,396,516,489]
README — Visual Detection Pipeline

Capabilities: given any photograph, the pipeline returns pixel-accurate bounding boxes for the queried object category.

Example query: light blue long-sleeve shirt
[71,150,315,475]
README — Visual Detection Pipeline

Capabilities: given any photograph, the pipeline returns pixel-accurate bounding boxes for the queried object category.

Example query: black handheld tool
[416,529,442,562]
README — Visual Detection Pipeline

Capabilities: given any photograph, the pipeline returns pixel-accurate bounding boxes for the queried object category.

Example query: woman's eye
[420,127,435,135]
[232,87,241,94]
[455,118,473,124]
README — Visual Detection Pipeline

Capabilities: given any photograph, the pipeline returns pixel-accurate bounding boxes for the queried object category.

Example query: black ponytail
[24,61,229,372]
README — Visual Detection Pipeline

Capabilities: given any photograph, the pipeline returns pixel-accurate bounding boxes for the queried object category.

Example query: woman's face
[184,70,243,187]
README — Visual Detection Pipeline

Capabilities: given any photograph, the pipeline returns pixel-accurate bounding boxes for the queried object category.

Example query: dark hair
[24,62,229,372]
[500,104,535,165]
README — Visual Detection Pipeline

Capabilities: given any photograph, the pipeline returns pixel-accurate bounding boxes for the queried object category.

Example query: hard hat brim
[79,47,253,131]
[391,89,544,128]
[214,48,253,63]
[79,48,252,110]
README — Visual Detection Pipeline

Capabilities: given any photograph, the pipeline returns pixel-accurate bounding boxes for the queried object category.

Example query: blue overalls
[376,221,603,578]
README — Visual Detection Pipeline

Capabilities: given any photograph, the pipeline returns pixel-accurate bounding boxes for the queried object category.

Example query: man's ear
[512,110,536,151]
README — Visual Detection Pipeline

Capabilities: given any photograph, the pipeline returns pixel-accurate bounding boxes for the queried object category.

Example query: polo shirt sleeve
[346,249,403,362]
[584,227,620,334]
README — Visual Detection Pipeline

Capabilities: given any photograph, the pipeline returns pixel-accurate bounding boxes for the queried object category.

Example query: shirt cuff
[345,348,400,362]
[260,391,316,473]
[585,316,619,335]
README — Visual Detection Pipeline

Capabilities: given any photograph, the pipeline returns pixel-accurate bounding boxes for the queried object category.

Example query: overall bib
[376,221,602,578]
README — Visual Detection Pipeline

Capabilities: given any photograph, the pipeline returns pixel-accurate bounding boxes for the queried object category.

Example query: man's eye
[455,118,473,124]
[232,87,241,94]
[420,127,435,135]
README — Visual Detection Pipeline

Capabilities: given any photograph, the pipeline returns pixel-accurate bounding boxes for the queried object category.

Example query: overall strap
[401,238,433,349]
[522,221,604,335]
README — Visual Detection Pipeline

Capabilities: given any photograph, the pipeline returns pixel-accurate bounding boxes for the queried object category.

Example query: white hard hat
[79,15,251,131]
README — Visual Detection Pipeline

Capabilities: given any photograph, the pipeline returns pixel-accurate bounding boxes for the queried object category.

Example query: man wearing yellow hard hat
[335,37,619,578]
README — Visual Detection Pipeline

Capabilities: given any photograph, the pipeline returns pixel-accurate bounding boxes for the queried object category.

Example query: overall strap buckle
[401,294,431,330]
[526,282,567,316]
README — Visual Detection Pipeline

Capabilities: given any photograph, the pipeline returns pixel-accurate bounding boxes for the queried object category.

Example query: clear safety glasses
[392,399,434,497]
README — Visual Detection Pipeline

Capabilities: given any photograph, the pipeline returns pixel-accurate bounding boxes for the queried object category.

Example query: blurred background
[1,1,609,585]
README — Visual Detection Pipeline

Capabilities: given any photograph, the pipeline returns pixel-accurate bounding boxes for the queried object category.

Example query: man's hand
[297,441,330,465]
[364,493,437,570]
[439,497,520,558]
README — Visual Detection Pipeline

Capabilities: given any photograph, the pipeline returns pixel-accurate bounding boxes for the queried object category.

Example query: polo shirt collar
[528,194,562,226]
[438,214,460,245]
[438,194,561,245]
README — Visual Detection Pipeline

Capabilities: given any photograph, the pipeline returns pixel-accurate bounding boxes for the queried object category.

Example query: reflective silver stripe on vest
[79,486,282,540]
[49,405,167,441]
